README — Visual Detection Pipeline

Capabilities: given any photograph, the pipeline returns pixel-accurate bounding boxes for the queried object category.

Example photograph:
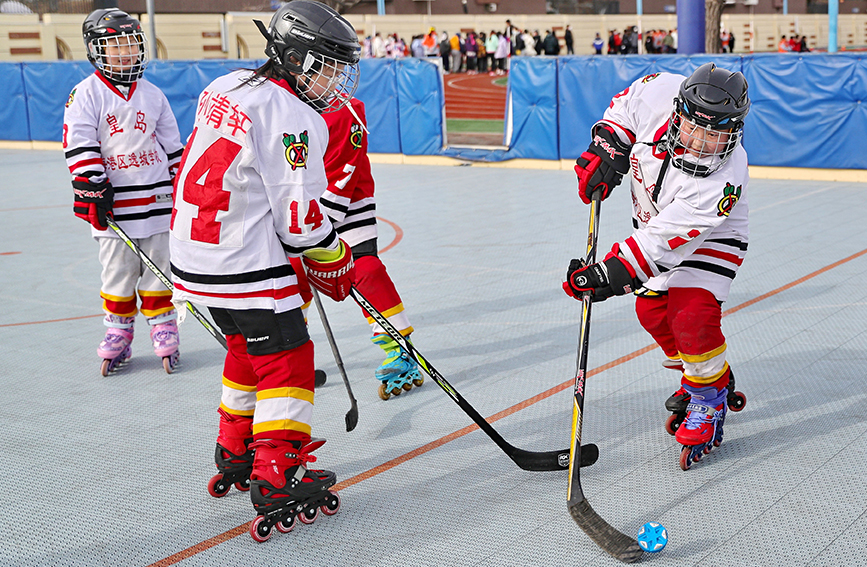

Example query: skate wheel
[320,491,341,516]
[298,506,319,524]
[679,446,692,471]
[234,478,251,492]
[100,359,112,377]
[412,377,424,387]
[250,515,272,542]
[402,382,413,391]
[378,383,391,401]
[207,474,231,498]
[276,515,296,533]
[163,357,173,374]
[664,414,682,436]
[703,444,713,455]
[728,391,747,412]
[390,386,402,396]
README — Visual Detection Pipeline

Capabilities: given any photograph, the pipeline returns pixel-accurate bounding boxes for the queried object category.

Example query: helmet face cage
[294,51,359,113]
[261,1,361,113]
[87,32,148,84]
[666,98,743,178]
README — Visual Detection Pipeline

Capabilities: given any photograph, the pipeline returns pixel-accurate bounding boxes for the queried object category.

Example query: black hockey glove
[73,177,114,231]
[563,253,641,302]
[574,123,632,205]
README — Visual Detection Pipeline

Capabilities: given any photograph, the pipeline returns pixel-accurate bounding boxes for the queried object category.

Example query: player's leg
[350,239,422,400]
[137,232,179,372]
[287,256,326,387]
[96,236,139,375]
[206,308,257,497]
[221,308,339,539]
[665,287,732,469]
[635,290,693,434]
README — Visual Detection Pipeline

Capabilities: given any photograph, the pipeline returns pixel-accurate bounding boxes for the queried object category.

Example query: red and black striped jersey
[63,71,183,239]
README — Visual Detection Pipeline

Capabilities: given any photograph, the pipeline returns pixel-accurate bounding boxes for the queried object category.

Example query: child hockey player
[291,95,422,401]
[562,63,750,470]
[169,1,360,541]
[64,8,183,376]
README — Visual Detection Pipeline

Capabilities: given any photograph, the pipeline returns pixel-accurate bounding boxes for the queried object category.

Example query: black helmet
[254,1,360,112]
[667,63,750,177]
[82,8,148,84]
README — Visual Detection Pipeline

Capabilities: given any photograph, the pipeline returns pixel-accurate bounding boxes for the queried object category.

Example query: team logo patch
[349,123,363,150]
[717,182,742,217]
[66,88,76,108]
[641,73,660,83]
[282,130,309,171]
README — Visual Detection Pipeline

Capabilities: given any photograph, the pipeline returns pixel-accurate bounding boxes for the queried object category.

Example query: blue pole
[377,0,385,16]
[828,0,838,53]
[783,0,788,15]
[677,0,705,55]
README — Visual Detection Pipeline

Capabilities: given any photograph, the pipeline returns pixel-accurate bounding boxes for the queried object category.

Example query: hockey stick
[310,287,359,432]
[566,192,643,563]
[349,286,599,472]
[105,216,228,351]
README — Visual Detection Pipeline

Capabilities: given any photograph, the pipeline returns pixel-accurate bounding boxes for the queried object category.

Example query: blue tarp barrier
[0,63,29,141]
[558,53,867,169]
[356,58,400,154]
[396,57,443,155]
[3,55,865,170]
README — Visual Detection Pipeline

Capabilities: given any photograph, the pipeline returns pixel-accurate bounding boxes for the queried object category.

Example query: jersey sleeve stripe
[65,146,102,159]
[166,149,184,160]
[280,230,338,255]
[623,236,655,279]
[68,157,104,173]
[111,209,171,222]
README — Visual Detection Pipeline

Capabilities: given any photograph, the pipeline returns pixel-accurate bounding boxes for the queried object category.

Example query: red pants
[635,287,730,390]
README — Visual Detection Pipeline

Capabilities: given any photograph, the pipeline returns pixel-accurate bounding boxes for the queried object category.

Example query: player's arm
[574,77,649,205]
[320,105,365,223]
[64,87,112,230]
[154,92,185,178]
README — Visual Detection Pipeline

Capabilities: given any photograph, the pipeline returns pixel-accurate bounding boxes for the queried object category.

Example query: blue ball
[637,522,668,553]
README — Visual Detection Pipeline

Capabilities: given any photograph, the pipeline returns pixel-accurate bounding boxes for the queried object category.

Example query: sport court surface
[1,148,867,567]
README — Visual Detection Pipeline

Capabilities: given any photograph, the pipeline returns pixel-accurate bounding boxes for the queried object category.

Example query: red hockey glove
[303,240,355,302]
[563,252,641,302]
[72,177,114,231]
[574,123,632,205]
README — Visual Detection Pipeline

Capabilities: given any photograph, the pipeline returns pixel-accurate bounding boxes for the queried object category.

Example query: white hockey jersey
[599,72,749,302]
[63,72,183,239]
[169,71,339,314]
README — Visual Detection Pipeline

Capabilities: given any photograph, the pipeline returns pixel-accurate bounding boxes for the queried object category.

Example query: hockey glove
[563,252,641,302]
[574,123,632,205]
[302,240,355,302]
[72,177,114,231]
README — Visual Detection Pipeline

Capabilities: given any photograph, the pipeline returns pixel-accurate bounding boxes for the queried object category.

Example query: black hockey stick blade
[350,286,599,471]
[314,369,327,387]
[568,497,643,563]
[310,288,359,432]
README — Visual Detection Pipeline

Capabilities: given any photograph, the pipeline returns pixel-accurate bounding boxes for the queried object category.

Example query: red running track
[443,73,507,120]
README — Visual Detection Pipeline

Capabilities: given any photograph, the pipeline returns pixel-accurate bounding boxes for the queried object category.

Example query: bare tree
[706,0,725,53]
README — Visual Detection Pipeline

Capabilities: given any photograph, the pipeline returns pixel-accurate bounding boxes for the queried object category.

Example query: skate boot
[664,371,747,435]
[98,315,135,376]
[248,438,341,542]
[149,313,180,374]
[676,386,727,471]
[208,408,254,498]
[372,334,424,400]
